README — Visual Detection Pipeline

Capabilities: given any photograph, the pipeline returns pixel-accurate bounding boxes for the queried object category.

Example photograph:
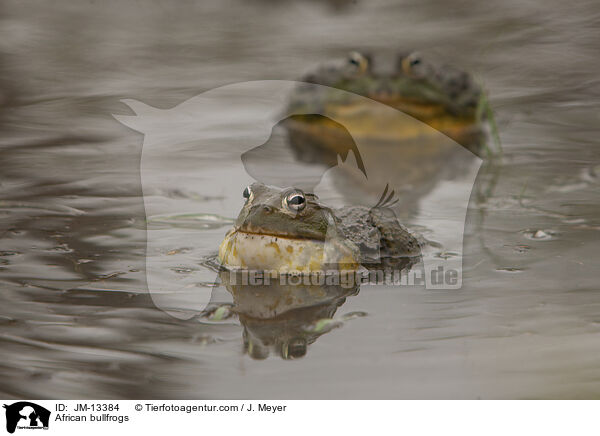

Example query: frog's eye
[348,54,361,66]
[284,190,306,212]
[402,52,423,76]
[407,52,422,67]
[242,185,253,202]
[347,51,368,73]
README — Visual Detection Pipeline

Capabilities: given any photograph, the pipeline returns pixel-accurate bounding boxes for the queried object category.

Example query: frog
[292,50,482,123]
[218,182,421,274]
[285,50,487,154]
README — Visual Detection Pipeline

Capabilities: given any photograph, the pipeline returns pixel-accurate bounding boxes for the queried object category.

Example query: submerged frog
[294,51,481,123]
[286,50,487,151]
[218,183,421,273]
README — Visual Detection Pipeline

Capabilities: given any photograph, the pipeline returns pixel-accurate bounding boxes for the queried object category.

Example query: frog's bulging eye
[284,191,306,212]
[347,51,368,73]
[402,52,423,75]
[243,186,253,201]
[410,56,421,67]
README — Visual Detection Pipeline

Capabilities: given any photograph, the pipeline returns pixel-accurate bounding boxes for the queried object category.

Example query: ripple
[434,251,460,259]
[304,318,343,334]
[496,267,524,273]
[522,229,557,241]
[0,201,85,216]
[581,164,600,183]
[200,304,235,322]
[305,311,367,333]
[45,244,73,253]
[0,251,21,256]
[148,213,234,229]
[166,247,192,256]
[170,266,197,274]
[341,311,368,321]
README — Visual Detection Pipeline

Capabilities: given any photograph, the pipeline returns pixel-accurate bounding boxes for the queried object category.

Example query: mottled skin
[292,50,482,121]
[335,205,421,269]
[234,183,333,241]
[219,183,421,271]
[284,50,486,159]
[217,183,422,359]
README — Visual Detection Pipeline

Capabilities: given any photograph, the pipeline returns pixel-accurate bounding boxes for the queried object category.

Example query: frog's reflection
[219,271,360,360]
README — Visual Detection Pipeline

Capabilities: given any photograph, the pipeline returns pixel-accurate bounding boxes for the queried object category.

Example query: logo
[3,402,50,434]
[114,80,482,318]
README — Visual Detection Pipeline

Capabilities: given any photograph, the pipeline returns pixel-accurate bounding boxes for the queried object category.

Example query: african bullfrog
[218,183,421,273]
[286,50,487,152]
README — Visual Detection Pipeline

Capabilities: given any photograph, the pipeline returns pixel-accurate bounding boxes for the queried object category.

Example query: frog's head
[303,51,372,89]
[218,183,358,272]
[301,50,482,119]
[235,183,334,240]
[392,51,482,116]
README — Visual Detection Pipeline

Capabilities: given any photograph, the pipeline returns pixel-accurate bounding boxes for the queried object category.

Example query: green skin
[235,183,334,241]
[234,183,421,269]
[221,182,423,359]
[291,51,482,119]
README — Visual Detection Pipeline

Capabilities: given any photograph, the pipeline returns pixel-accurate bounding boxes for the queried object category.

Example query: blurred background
[0,0,599,399]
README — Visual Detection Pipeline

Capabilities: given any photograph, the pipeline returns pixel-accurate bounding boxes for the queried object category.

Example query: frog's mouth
[218,229,358,273]
[234,225,324,241]
[326,93,477,124]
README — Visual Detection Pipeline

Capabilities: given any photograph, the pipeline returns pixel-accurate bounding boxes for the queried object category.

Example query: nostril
[262,205,273,213]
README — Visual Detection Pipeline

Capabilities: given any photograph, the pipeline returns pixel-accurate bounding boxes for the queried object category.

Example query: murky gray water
[1,0,599,399]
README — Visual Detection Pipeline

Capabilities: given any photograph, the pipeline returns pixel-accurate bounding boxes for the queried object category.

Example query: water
[1,0,599,399]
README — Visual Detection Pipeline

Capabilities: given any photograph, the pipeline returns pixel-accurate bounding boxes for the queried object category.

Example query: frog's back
[336,206,421,270]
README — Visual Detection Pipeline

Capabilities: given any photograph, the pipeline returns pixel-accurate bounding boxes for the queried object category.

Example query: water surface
[1,0,599,399]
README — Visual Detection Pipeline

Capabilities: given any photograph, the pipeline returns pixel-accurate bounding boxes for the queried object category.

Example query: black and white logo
[3,402,50,434]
